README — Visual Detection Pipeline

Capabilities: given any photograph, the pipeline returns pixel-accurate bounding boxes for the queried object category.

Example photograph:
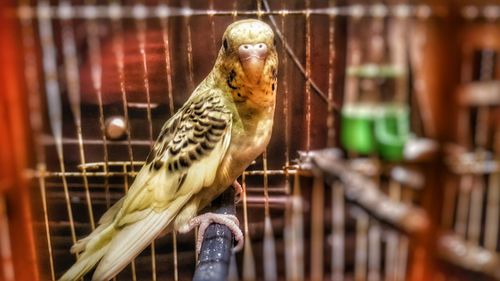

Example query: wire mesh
[14,0,441,280]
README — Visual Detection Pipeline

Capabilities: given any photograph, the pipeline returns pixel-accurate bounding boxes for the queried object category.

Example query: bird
[59,19,278,281]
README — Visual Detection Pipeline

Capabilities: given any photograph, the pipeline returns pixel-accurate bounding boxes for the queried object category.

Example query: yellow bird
[59,19,278,281]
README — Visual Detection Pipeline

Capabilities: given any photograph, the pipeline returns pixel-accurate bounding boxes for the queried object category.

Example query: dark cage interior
[0,0,500,281]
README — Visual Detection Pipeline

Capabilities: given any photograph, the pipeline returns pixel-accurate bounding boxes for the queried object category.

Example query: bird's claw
[188,212,244,257]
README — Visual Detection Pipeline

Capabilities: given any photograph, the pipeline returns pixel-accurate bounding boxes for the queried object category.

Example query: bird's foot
[187,212,244,256]
[232,180,243,204]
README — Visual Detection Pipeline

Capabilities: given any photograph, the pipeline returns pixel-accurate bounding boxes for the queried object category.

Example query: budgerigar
[59,19,278,281]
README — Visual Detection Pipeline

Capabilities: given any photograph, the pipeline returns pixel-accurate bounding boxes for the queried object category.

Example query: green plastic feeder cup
[340,104,378,155]
[374,104,410,161]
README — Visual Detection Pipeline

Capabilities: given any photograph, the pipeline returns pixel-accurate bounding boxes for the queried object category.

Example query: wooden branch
[438,233,500,280]
[303,149,429,235]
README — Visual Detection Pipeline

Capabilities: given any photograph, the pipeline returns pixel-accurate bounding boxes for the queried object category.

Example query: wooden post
[0,2,39,280]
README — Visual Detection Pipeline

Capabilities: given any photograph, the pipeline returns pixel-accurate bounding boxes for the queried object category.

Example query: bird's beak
[238,43,269,84]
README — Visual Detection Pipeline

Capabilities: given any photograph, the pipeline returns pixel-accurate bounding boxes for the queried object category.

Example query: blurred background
[0,0,499,280]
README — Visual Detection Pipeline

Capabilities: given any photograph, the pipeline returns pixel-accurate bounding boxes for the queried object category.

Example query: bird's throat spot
[226,69,238,90]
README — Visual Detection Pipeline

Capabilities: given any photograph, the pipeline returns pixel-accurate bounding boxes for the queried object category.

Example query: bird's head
[214,19,278,102]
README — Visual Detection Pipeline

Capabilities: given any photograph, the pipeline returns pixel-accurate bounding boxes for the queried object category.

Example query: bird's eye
[223,39,228,51]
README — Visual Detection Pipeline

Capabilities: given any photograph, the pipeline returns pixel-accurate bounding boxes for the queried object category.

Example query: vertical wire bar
[454,176,472,237]
[172,232,179,281]
[468,106,489,246]
[256,0,262,19]
[280,1,291,195]
[386,180,401,281]
[232,0,238,21]
[287,173,304,281]
[396,184,413,281]
[354,210,368,281]
[158,5,178,276]
[182,9,197,264]
[385,231,398,281]
[310,174,324,281]
[242,173,256,281]
[194,226,199,265]
[263,217,277,281]
[484,172,499,250]
[209,0,217,53]
[331,182,344,281]
[109,12,137,278]
[37,0,78,248]
[110,1,136,175]
[183,0,194,91]
[262,151,277,281]
[258,2,279,277]
[108,14,137,281]
[255,23,265,270]
[123,164,137,281]
[489,130,500,251]
[326,0,336,147]
[407,20,433,136]
[135,7,157,279]
[85,0,111,208]
[257,0,267,215]
[304,0,312,151]
[367,223,381,281]
[60,1,96,229]
[394,15,413,281]
[19,5,56,279]
[283,190,293,280]
[136,11,155,148]
[182,0,197,265]
[39,168,56,281]
[263,154,270,218]
[159,1,175,115]
[396,237,409,281]
[457,110,471,149]
[441,177,457,229]
[467,176,484,245]
[186,25,194,91]
[344,13,360,107]
[392,13,408,104]
[475,108,489,149]
[108,17,137,281]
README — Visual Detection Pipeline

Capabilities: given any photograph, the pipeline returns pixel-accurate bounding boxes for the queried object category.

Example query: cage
[0,0,499,281]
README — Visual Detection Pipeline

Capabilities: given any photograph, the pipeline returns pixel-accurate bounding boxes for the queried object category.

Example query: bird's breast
[218,106,275,186]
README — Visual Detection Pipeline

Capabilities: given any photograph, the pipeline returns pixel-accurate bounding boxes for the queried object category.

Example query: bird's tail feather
[91,196,190,281]
[58,188,192,281]
[58,226,115,281]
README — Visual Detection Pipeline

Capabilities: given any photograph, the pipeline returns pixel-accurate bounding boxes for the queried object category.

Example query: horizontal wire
[15,4,445,20]
[71,161,302,173]
[26,167,311,179]
[43,181,289,194]
[41,135,152,146]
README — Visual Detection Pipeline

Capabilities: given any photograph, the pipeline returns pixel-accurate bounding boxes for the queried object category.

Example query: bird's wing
[91,90,233,281]
[116,91,233,223]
